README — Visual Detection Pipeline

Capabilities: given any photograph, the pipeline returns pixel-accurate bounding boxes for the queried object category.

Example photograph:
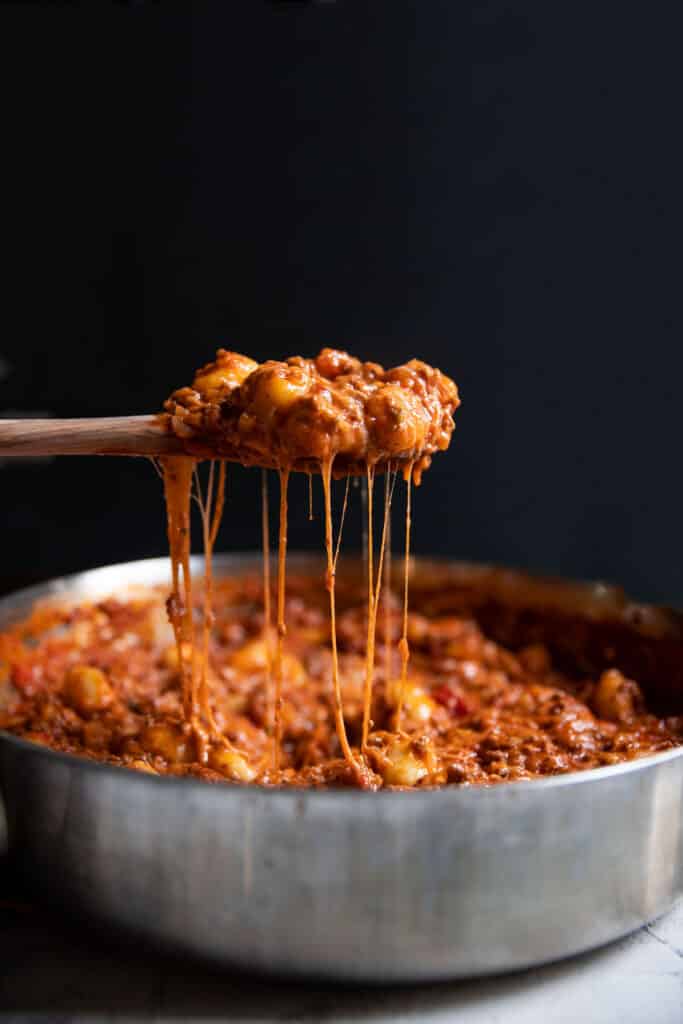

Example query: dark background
[0,2,680,601]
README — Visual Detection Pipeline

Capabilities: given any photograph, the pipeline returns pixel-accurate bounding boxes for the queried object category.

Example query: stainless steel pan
[1,555,682,982]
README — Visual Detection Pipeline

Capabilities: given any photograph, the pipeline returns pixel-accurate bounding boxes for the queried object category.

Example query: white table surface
[1,869,681,1024]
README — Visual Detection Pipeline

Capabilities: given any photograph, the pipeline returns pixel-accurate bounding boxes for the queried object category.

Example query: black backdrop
[1,2,681,602]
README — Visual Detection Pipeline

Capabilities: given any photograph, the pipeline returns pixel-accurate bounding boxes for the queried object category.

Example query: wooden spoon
[0,416,184,457]
[0,416,409,477]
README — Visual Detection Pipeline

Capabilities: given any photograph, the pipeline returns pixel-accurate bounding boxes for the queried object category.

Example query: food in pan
[1,347,681,787]
[1,568,681,787]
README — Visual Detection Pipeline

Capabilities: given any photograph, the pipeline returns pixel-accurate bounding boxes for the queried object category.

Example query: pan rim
[1,725,682,800]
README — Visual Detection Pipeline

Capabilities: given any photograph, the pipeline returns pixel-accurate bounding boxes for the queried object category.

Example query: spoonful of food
[0,347,460,481]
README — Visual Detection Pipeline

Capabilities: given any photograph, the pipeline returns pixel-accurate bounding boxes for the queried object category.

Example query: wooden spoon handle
[0,416,403,476]
[0,415,185,457]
